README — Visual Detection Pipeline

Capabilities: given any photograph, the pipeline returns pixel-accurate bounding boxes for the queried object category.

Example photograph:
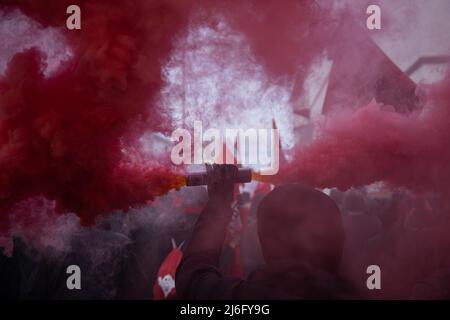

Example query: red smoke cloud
[279,76,450,196]
[1,0,449,253]
[0,0,190,232]
[0,0,334,240]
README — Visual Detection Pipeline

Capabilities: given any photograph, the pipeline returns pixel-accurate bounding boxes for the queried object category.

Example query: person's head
[342,189,366,215]
[257,184,345,273]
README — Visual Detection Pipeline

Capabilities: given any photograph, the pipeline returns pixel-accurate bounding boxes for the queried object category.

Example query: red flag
[152,239,183,300]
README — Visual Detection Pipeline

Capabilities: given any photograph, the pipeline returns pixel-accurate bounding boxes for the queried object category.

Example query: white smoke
[0,8,72,78]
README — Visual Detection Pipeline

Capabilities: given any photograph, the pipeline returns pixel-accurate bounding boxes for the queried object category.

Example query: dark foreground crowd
[2,167,450,299]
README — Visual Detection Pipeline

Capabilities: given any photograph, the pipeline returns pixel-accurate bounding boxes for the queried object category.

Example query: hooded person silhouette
[176,165,352,299]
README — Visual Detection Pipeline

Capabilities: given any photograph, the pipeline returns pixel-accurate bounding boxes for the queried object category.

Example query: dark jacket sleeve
[175,199,290,300]
[175,199,245,299]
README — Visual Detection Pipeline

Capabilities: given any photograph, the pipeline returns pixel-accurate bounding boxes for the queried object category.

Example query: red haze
[0,0,191,231]
[279,76,450,195]
[1,0,449,258]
